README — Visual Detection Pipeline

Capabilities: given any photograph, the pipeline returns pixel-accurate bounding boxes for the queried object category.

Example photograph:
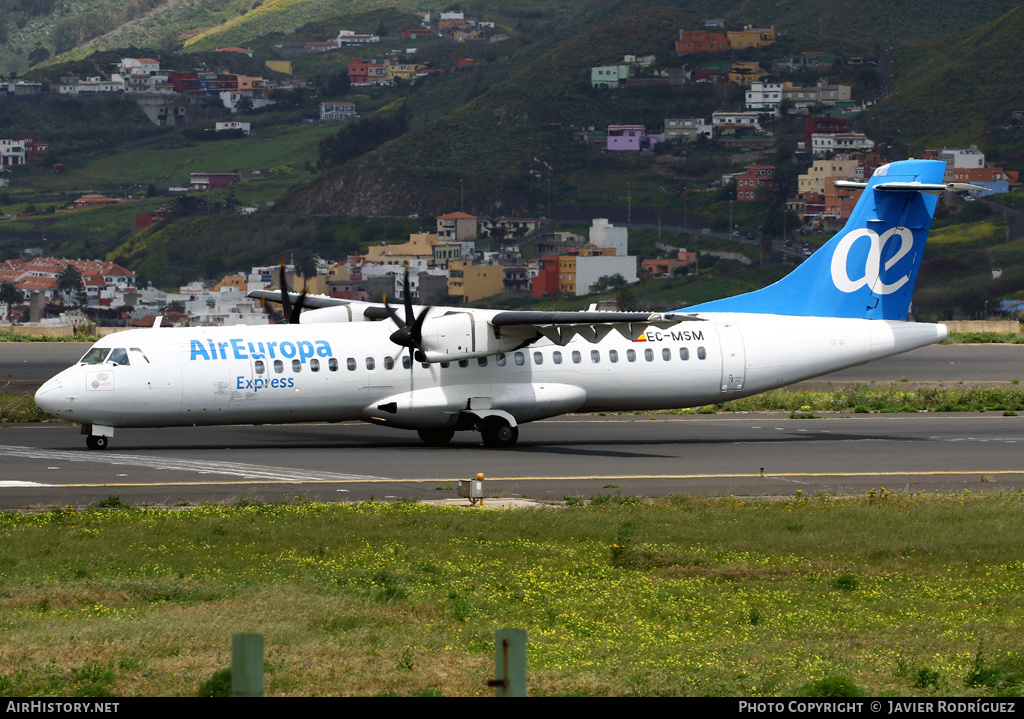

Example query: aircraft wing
[247,290,348,309]
[489,310,699,345]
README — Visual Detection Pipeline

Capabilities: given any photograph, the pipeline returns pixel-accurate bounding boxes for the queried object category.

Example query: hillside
[865,5,1024,165]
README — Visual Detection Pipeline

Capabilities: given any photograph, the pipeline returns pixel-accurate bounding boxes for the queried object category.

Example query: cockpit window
[80,348,110,365]
[108,348,130,366]
[129,348,150,364]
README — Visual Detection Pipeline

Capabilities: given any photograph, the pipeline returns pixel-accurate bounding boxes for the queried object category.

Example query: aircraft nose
[34,376,66,416]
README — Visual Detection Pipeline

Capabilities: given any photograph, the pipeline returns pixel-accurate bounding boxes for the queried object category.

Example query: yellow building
[728,61,767,85]
[727,26,776,50]
[448,260,504,303]
[385,59,424,82]
[558,255,577,295]
[366,233,440,265]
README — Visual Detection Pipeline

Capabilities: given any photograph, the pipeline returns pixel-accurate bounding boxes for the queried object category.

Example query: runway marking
[0,481,54,487]
[0,445,387,483]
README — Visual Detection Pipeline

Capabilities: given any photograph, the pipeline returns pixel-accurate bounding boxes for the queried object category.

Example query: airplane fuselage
[35,314,947,435]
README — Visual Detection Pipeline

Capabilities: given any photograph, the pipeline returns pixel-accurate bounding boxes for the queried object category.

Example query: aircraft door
[717,324,746,393]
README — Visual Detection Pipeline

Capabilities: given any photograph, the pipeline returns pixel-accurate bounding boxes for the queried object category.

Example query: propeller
[277,260,307,324]
[383,265,430,361]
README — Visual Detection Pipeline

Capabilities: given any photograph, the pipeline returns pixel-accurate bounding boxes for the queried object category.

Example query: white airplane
[36,159,978,450]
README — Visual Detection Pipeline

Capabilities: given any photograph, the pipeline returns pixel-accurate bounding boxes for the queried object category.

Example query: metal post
[489,629,527,697]
[232,633,264,697]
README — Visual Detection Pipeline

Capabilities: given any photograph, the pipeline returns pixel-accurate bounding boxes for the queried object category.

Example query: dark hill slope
[866,5,1024,160]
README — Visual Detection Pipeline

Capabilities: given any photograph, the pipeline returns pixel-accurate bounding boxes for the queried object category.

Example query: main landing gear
[415,415,520,448]
[480,416,519,449]
[85,435,109,450]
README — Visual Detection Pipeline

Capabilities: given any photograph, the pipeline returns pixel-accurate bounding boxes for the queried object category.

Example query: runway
[3,341,1023,508]
[2,412,1022,508]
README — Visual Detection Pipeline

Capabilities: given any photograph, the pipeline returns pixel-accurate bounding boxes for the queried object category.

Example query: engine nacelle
[299,305,370,324]
[419,312,533,362]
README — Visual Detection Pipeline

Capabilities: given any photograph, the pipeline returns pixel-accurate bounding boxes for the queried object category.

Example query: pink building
[607,125,665,152]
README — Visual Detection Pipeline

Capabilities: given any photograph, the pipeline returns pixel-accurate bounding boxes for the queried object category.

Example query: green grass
[0,493,1023,696]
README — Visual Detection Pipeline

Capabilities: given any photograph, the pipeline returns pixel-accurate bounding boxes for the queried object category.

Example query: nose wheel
[480,417,518,448]
[85,435,109,450]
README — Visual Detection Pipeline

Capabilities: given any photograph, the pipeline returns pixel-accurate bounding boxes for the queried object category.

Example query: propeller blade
[278,262,293,323]
[402,265,415,326]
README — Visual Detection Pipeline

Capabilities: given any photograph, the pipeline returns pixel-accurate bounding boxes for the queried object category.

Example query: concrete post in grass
[490,628,527,697]
[232,633,264,697]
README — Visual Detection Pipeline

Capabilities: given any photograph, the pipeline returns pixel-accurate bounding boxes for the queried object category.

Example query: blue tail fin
[686,159,945,320]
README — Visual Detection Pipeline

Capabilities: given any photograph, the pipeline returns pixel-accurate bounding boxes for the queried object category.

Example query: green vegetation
[0,493,1022,696]
[944,332,1024,345]
[0,391,49,423]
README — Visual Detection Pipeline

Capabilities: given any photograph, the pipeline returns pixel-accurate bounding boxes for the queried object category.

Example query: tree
[235,95,254,113]
[27,45,50,66]
[0,281,23,319]
[56,264,83,304]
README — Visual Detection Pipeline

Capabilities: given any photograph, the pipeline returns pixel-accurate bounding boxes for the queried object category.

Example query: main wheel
[85,435,109,450]
[418,428,455,446]
[480,418,518,448]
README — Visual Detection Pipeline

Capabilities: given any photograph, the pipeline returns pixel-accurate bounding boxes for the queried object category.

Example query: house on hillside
[735,164,777,201]
[607,125,664,151]
[190,172,241,190]
[320,101,358,121]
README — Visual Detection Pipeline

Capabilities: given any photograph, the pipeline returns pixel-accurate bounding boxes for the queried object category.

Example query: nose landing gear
[85,435,109,450]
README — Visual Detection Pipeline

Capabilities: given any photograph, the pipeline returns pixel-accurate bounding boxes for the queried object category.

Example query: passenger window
[478,358,488,367]
[80,348,110,364]
[254,360,266,374]
[108,348,130,366]
[679,348,689,361]
[627,349,636,362]
[365,357,375,370]
[441,362,450,369]
[553,351,562,364]
[644,348,653,362]
[697,346,707,360]
[496,353,506,367]
[572,351,581,364]
[292,359,301,372]
[384,356,395,370]
[346,358,356,371]
[310,359,320,372]
[274,360,284,373]
[403,356,412,369]
[591,350,600,363]
[609,349,618,363]
[533,351,543,365]
[329,358,339,371]
[663,348,671,361]
[514,352,525,366]
[458,359,469,368]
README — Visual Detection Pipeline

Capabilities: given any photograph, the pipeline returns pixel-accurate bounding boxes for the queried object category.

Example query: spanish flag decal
[633,333,648,342]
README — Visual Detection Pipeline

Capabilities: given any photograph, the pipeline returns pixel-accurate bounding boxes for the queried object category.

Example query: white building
[938,146,986,169]
[119,58,160,75]
[320,101,359,121]
[589,219,628,256]
[745,82,784,115]
[215,121,251,135]
[574,255,638,297]
[811,132,875,158]
[336,30,380,46]
[711,111,762,135]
